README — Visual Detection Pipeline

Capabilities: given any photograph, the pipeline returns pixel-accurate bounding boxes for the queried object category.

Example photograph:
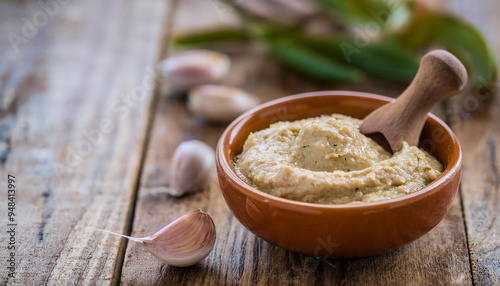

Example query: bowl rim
[216,90,463,210]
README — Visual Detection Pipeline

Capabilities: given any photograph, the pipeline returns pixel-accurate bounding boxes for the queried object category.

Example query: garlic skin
[271,0,318,17]
[233,0,300,26]
[143,209,216,267]
[169,140,215,197]
[98,209,216,267]
[157,50,230,90]
[188,85,261,123]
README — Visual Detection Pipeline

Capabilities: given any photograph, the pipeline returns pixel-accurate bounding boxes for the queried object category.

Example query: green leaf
[315,0,411,29]
[174,29,249,46]
[316,0,390,24]
[295,35,419,82]
[398,10,497,87]
[265,39,363,82]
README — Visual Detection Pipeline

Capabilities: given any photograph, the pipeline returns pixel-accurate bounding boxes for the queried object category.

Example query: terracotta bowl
[216,91,462,258]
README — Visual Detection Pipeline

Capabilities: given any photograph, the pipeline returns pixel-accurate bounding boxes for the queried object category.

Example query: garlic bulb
[169,140,215,197]
[157,50,230,90]
[187,85,261,123]
[98,209,216,267]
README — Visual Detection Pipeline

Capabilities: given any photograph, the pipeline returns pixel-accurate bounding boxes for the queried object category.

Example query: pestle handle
[360,50,467,152]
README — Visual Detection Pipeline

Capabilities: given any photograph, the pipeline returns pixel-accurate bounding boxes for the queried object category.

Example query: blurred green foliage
[174,0,497,88]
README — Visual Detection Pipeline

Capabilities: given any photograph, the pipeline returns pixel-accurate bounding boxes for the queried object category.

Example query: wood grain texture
[121,0,472,284]
[442,0,500,284]
[0,0,168,284]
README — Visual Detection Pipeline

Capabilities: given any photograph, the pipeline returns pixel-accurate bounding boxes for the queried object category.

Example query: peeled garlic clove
[98,209,216,267]
[188,85,260,123]
[157,50,230,90]
[169,140,215,197]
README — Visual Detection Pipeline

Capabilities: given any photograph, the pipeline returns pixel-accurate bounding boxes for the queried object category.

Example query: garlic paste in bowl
[234,114,443,204]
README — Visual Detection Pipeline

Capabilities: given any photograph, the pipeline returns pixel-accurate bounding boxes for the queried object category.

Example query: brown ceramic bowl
[216,91,462,258]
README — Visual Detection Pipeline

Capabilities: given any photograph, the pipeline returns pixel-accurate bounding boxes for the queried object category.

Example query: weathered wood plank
[442,0,500,284]
[450,88,500,286]
[122,0,473,285]
[0,0,168,284]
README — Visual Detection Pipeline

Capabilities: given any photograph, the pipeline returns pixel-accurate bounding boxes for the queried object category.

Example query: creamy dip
[234,114,443,204]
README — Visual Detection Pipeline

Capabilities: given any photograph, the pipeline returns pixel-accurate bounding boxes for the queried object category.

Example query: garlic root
[96,229,152,244]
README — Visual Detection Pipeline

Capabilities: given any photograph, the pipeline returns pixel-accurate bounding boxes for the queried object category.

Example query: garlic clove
[98,209,216,267]
[169,140,215,197]
[187,85,261,123]
[157,50,230,90]
[144,209,216,267]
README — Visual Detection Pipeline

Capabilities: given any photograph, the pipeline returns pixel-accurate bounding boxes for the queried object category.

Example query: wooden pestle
[359,49,468,152]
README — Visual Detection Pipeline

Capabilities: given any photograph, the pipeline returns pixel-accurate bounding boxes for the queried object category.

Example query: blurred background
[0,0,498,285]
[159,0,498,127]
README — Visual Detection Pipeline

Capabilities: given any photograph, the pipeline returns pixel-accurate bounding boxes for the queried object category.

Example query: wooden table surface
[1,0,498,285]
